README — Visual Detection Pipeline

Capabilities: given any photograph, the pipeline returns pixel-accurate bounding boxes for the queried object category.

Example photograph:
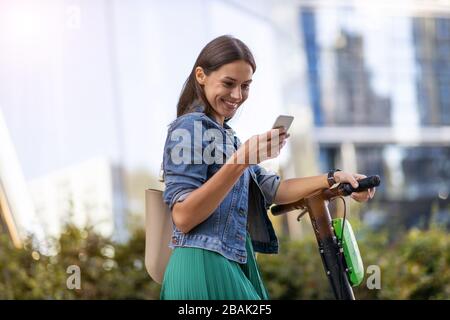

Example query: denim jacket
[162,107,280,264]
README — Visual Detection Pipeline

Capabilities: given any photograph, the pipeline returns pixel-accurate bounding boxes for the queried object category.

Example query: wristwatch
[327,169,341,187]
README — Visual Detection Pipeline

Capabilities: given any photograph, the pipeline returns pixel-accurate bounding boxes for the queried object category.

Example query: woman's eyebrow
[223,76,253,83]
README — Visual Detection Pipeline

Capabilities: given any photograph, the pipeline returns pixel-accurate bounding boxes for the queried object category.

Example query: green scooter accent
[332,218,364,286]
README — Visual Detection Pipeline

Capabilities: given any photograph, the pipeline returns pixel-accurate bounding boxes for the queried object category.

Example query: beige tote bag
[144,188,173,284]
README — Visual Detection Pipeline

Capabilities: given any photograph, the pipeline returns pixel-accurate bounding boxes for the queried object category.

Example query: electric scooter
[270,175,381,300]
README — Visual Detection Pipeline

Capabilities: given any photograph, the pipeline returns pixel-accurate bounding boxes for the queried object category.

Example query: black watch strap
[327,169,341,187]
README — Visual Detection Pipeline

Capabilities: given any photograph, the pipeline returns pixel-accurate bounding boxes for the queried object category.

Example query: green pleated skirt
[160,233,269,300]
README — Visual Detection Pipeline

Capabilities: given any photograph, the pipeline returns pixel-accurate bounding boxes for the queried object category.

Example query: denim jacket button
[171,236,178,245]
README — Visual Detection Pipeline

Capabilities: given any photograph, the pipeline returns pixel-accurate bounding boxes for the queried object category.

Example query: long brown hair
[177,35,256,120]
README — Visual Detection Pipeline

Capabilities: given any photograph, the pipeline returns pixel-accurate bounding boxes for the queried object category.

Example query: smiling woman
[194,60,253,125]
[161,35,281,300]
[176,35,256,124]
[158,35,376,300]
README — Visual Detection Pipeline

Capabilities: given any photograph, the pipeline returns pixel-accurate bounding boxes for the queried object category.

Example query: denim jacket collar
[192,104,236,136]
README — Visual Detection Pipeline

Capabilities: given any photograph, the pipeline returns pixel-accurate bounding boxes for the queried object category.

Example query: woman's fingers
[242,128,290,164]
[353,174,377,199]
[353,173,367,181]
[351,191,370,202]
[336,172,359,188]
[266,128,287,141]
[349,176,359,188]
[333,172,376,202]
[265,129,289,154]
[351,186,377,202]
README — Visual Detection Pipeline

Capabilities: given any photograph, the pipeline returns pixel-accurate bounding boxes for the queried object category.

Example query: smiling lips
[221,98,239,110]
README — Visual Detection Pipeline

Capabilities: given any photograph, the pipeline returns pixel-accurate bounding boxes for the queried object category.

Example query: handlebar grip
[339,175,380,196]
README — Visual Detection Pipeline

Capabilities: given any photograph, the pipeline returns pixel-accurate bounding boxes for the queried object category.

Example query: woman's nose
[230,87,242,101]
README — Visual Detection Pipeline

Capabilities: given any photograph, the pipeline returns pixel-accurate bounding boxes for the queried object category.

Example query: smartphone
[272,115,294,132]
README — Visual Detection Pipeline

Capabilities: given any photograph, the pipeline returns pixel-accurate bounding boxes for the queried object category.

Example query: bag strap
[158,162,164,182]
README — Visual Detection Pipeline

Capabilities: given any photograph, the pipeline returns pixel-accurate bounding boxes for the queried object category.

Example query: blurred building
[0,0,288,240]
[333,30,392,126]
[0,109,44,247]
[1,106,128,246]
[413,17,450,126]
[28,157,128,241]
[297,2,450,230]
[1,0,449,243]
[0,181,22,248]
[301,9,392,127]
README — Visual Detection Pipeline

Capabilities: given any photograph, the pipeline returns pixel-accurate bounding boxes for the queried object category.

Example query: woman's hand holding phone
[227,127,290,165]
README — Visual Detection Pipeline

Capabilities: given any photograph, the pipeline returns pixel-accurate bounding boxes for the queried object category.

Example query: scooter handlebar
[338,175,380,196]
[271,175,381,216]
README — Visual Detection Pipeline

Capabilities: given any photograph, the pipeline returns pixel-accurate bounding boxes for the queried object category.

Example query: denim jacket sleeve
[251,164,282,207]
[162,113,208,210]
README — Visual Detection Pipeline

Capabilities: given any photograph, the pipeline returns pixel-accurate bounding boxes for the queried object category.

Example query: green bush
[0,224,160,299]
[0,223,448,299]
[259,225,450,300]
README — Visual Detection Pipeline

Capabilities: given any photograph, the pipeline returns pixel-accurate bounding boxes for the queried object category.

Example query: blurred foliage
[0,222,449,299]
[259,223,450,300]
[0,224,160,299]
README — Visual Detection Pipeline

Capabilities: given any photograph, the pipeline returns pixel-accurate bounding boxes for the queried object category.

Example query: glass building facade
[413,17,450,126]
[299,4,450,230]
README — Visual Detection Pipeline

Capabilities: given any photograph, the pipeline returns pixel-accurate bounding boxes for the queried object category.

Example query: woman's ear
[195,66,206,85]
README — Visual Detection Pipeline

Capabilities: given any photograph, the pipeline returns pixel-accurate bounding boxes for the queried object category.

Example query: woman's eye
[223,82,233,88]
[242,84,250,90]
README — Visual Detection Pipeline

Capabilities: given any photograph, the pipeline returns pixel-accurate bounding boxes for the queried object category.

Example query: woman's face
[195,60,253,125]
